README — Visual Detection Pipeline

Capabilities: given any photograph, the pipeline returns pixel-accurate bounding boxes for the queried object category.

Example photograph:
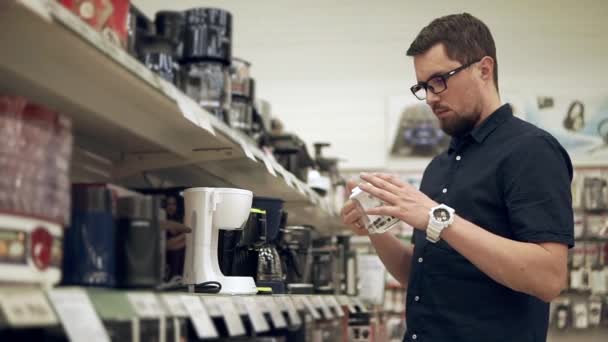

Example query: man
[341,13,573,342]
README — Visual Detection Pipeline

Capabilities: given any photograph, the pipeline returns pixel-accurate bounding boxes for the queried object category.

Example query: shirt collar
[448,104,513,153]
[470,104,513,143]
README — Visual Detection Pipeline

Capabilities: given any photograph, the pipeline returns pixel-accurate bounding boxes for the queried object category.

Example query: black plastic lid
[117,196,157,220]
[155,11,184,47]
[182,8,232,64]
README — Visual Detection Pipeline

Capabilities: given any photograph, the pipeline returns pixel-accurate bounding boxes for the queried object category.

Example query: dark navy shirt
[404,104,574,342]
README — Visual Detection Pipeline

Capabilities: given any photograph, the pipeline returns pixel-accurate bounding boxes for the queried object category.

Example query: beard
[437,110,480,137]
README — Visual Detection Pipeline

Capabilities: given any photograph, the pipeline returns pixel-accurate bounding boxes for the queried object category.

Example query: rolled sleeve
[502,134,574,248]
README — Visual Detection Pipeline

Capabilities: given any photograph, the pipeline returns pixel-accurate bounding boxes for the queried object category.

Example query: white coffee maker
[182,187,258,294]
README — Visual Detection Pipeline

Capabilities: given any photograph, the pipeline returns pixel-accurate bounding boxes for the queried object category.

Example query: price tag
[160,295,188,317]
[215,297,245,337]
[325,296,345,318]
[0,289,57,327]
[176,95,202,126]
[47,288,110,342]
[18,0,52,22]
[300,296,321,320]
[180,296,218,339]
[280,169,296,189]
[262,154,278,177]
[292,177,307,195]
[242,297,269,333]
[337,296,357,314]
[201,297,221,317]
[197,110,215,135]
[233,299,247,316]
[292,296,305,311]
[157,77,180,101]
[352,298,368,313]
[177,94,217,135]
[312,296,333,320]
[239,138,256,161]
[268,297,287,329]
[279,297,301,326]
[127,293,164,318]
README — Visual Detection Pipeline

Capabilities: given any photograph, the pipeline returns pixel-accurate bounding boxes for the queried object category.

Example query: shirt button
[442,188,447,194]
[412,334,418,340]
[414,296,420,302]
[456,155,461,161]
[418,257,423,263]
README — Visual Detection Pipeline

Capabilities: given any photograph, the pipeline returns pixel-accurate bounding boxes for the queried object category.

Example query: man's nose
[426,90,440,106]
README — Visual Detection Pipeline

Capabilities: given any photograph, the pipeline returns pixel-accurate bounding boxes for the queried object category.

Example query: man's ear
[478,56,495,83]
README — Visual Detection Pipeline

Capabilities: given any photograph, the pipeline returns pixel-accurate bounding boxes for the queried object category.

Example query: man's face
[413,43,482,137]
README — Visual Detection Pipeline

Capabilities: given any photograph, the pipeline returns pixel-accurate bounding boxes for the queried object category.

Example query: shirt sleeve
[502,134,574,248]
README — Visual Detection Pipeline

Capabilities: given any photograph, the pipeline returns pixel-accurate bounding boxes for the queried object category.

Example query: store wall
[136,0,608,170]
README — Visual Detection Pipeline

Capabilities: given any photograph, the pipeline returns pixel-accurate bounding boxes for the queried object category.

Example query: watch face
[433,208,451,222]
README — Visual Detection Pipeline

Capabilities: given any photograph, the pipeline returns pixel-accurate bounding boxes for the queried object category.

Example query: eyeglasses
[410,59,481,100]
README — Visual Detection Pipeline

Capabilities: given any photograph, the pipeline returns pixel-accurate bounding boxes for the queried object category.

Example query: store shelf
[0,0,344,234]
[0,285,361,331]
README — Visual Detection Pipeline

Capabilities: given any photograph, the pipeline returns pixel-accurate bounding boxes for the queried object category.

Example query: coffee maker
[250,197,286,294]
[182,187,257,294]
[279,226,313,284]
[311,236,339,294]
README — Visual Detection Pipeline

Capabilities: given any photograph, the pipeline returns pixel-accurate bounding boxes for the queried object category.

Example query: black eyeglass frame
[410,59,482,100]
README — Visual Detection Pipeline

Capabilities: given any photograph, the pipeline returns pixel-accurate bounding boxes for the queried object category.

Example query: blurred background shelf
[0,0,344,234]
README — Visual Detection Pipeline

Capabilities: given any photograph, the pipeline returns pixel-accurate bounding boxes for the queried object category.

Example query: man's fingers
[346,179,359,193]
[358,182,400,205]
[343,207,363,225]
[366,206,400,218]
[361,173,402,191]
[372,173,409,189]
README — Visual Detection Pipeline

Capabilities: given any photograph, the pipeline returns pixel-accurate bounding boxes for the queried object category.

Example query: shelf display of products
[0,95,73,286]
[8,1,608,342]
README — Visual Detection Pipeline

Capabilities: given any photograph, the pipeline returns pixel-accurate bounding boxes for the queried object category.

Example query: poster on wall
[386,96,449,160]
[504,93,608,164]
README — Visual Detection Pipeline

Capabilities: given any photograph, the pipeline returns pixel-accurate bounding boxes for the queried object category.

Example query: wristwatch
[426,204,455,243]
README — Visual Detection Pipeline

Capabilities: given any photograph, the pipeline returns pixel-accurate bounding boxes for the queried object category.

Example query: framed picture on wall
[386,96,450,160]
[504,92,608,165]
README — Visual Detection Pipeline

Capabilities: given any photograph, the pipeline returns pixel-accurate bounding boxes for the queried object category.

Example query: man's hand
[160,220,191,251]
[340,179,369,236]
[359,172,437,230]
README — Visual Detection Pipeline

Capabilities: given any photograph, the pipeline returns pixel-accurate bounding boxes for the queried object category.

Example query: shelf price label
[0,289,57,327]
[157,78,215,136]
[238,138,256,161]
[325,296,345,318]
[299,296,321,320]
[242,297,270,333]
[160,294,188,317]
[262,154,278,177]
[312,296,333,320]
[127,292,165,318]
[270,297,288,328]
[337,295,357,314]
[278,296,301,326]
[352,297,368,313]
[214,297,245,337]
[256,297,287,329]
[180,295,218,339]
[201,297,221,317]
[47,288,110,342]
[292,176,307,195]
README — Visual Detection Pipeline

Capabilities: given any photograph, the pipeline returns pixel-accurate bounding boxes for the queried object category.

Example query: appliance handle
[211,191,222,213]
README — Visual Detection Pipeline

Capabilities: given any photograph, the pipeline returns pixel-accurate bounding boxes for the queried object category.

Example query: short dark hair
[407,13,498,91]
